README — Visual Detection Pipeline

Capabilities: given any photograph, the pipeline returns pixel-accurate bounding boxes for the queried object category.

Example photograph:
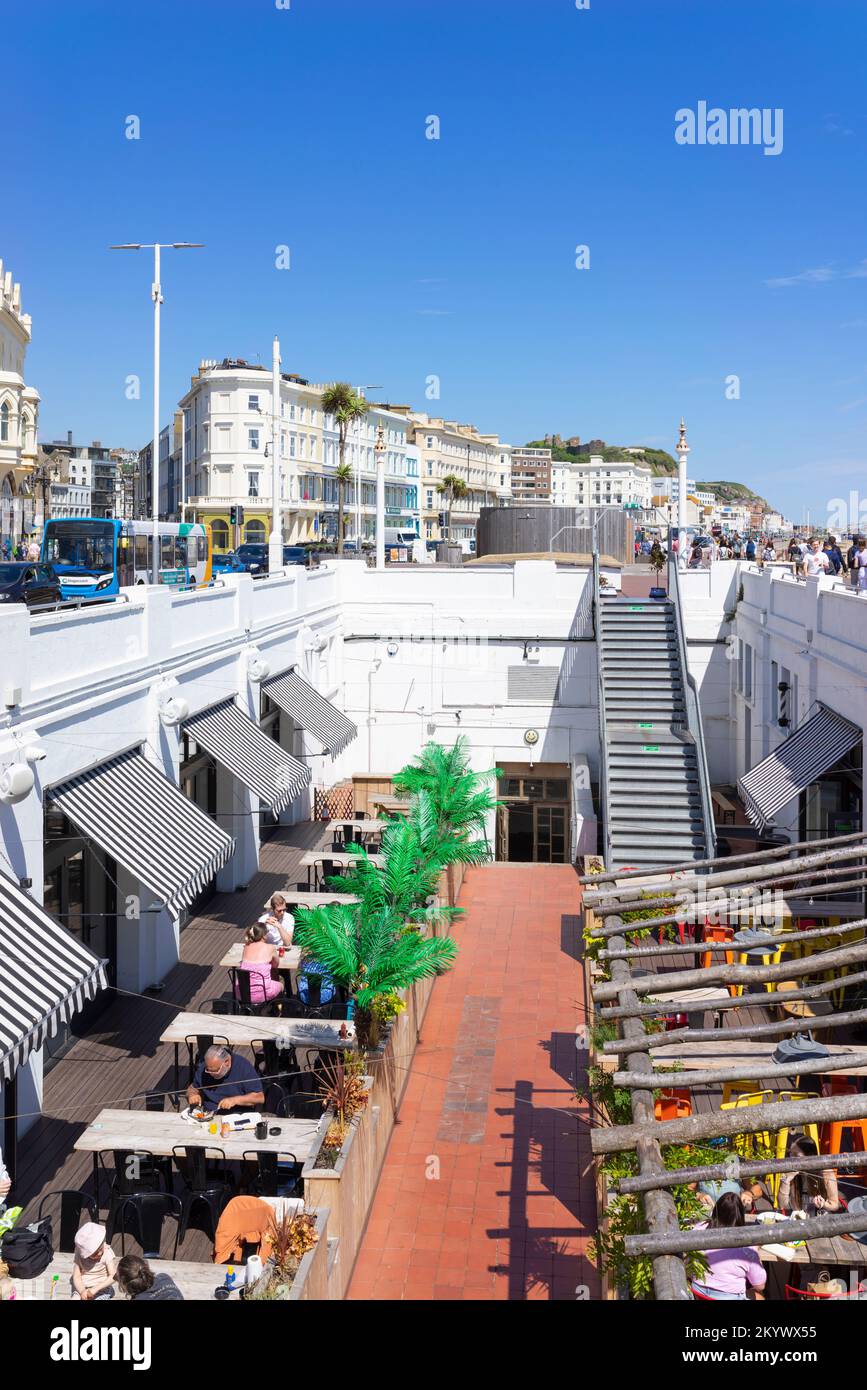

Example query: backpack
[0,1218,53,1278]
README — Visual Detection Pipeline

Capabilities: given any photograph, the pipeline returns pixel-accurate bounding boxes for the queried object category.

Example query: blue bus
[42,518,213,600]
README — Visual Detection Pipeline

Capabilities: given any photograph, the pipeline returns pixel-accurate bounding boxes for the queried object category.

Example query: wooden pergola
[581,830,867,1301]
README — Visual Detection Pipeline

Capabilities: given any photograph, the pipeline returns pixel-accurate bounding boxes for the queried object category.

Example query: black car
[235,543,269,573]
[0,562,62,608]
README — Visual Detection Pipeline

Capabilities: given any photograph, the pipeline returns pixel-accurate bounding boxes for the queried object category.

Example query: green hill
[696,480,769,509]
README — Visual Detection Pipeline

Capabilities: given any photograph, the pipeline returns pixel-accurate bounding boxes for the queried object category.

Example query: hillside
[695,480,769,509]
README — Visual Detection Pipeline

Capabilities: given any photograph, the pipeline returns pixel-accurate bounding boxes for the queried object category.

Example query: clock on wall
[524,729,539,747]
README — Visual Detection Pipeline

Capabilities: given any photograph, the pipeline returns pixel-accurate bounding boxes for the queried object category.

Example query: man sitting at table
[188,1045,265,1113]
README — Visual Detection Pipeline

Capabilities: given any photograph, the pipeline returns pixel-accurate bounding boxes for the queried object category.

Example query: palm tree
[393,736,501,843]
[321,383,369,555]
[436,473,469,544]
[293,899,458,1048]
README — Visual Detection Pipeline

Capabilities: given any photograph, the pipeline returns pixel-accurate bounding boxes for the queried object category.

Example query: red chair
[654,1090,692,1121]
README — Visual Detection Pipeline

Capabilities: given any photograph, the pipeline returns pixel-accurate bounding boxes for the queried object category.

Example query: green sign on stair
[638,722,653,728]
[641,744,660,752]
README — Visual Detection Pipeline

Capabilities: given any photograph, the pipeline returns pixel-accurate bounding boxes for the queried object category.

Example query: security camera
[24,745,48,763]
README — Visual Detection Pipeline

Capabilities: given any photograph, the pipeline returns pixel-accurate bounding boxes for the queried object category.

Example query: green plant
[436,473,469,542]
[246,1212,319,1297]
[320,382,368,555]
[317,1057,369,1147]
[392,736,501,844]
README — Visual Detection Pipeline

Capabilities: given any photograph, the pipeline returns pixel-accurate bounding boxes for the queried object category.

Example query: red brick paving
[347,863,599,1301]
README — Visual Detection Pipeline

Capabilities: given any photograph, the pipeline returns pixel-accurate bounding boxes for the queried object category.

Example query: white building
[0,259,39,545]
[163,360,419,549]
[554,456,652,510]
[410,413,511,544]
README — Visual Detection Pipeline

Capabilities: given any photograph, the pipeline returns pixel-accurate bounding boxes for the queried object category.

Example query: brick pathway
[347,863,599,1301]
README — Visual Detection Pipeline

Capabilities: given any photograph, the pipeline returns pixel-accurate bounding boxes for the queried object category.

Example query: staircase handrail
[593,549,613,866]
[667,555,716,859]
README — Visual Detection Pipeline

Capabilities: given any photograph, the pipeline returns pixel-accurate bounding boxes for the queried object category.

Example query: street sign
[622,502,642,511]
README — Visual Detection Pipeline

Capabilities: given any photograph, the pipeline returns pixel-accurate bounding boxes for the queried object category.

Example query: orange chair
[701,925,735,994]
[824,1119,867,1179]
[654,1090,693,1121]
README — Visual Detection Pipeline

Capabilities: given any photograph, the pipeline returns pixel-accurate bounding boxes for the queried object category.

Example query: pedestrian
[802,537,830,578]
[26,538,40,561]
[854,536,867,594]
[745,536,756,562]
[762,541,776,564]
[847,535,861,588]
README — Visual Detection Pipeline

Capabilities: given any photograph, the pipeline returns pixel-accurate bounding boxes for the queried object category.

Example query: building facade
[511,448,552,503]
[155,360,419,550]
[0,260,40,546]
[556,456,652,510]
[42,435,117,517]
[409,412,511,544]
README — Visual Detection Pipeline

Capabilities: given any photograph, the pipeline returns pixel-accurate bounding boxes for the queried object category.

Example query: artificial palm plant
[393,734,501,843]
[320,382,369,556]
[293,899,458,1048]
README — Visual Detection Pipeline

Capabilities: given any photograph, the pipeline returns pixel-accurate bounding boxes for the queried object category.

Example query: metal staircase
[595,556,715,871]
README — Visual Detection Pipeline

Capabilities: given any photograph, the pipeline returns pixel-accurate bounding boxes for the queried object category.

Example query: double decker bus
[41,518,213,600]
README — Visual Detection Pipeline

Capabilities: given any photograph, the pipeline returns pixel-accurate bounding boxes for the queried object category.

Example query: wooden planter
[243,1207,331,1301]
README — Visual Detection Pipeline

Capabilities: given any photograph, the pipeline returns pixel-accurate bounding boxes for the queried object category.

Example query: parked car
[0,562,62,607]
[282,545,309,566]
[212,550,244,574]
[235,543,269,573]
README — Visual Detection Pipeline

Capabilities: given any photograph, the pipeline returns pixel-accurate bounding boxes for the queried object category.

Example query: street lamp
[375,423,386,572]
[110,242,204,571]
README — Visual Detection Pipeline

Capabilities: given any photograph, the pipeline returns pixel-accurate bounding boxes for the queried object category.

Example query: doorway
[496,764,571,863]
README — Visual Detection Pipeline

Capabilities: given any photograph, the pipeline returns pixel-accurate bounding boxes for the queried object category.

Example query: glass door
[534,805,567,863]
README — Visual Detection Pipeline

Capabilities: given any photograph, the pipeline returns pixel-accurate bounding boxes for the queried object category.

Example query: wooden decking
[11,818,333,1261]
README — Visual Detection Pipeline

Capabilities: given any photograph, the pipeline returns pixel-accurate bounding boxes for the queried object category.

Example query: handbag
[0,1218,53,1278]
[806,1270,847,1298]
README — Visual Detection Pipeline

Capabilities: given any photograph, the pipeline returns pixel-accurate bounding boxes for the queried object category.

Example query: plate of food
[182,1105,215,1123]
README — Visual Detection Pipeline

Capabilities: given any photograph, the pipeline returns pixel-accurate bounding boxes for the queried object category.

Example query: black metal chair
[354,810,366,820]
[185,1033,231,1083]
[263,1082,292,1118]
[115,1191,183,1259]
[252,1037,298,1088]
[241,1150,303,1199]
[228,969,282,1017]
[102,1150,167,1241]
[202,996,234,1018]
[172,1145,235,1243]
[37,1190,98,1254]
[287,1070,323,1120]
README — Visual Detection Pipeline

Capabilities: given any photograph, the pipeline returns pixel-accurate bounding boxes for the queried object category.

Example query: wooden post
[613,1049,867,1090]
[624,1209,867,1258]
[600,1005,867,1051]
[591,938,867,1002]
[618,1150,867,1196]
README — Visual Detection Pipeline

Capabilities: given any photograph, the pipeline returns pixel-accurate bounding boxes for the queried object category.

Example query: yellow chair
[772,1093,822,1201]
[731,943,784,996]
[720,1090,775,1158]
[721,1079,763,1107]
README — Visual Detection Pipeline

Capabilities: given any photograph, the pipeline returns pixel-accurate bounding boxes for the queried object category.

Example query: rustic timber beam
[591,1091,867,1156]
[600,1005,867,1049]
[587,870,867,932]
[624,1210,867,1258]
[597,972,867,1022]
[586,842,867,915]
[580,829,867,893]
[591,939,867,1002]
[618,1151,867,1196]
[613,1049,867,1090]
[606,920,691,1301]
[600,917,867,962]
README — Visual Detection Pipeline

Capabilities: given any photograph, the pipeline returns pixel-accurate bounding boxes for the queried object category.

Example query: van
[384,528,418,548]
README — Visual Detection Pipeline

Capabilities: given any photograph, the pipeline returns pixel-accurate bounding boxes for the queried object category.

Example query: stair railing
[593,549,613,866]
[667,555,716,859]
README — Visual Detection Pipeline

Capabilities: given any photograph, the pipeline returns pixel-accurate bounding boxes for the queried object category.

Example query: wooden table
[160,1009,356,1090]
[74,1107,324,1205]
[757,1232,867,1268]
[646,984,732,1030]
[299,848,384,886]
[327,818,387,835]
[260,889,359,909]
[371,795,410,815]
[12,1252,238,1302]
[220,942,302,974]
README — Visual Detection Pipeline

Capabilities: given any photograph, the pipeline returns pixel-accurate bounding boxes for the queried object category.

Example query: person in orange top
[214,1195,275,1265]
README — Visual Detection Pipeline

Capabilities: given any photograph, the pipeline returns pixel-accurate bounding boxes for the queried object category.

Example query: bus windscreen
[43,521,116,572]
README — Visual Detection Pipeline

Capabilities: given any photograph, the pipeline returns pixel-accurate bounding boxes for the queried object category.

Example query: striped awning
[263,668,357,758]
[739,705,863,833]
[0,869,107,1081]
[50,749,235,916]
[186,699,310,814]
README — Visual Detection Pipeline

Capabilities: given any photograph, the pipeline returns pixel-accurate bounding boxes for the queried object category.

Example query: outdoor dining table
[74,1106,325,1207]
[261,889,359,909]
[220,942,302,992]
[12,1251,240,1302]
[160,1009,357,1091]
[300,848,384,887]
[370,795,410,815]
[756,1228,867,1269]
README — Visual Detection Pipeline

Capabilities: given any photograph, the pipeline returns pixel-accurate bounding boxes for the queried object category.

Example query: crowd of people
[0,537,41,562]
[635,529,867,590]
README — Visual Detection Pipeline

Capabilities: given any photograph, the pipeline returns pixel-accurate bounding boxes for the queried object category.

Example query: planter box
[243,1206,330,1301]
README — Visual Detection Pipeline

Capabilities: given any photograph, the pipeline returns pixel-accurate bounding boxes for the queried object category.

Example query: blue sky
[6,0,867,522]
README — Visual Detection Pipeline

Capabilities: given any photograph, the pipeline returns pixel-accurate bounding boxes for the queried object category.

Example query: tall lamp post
[675,416,690,568]
[110,242,204,571]
[354,384,382,548]
[268,336,283,573]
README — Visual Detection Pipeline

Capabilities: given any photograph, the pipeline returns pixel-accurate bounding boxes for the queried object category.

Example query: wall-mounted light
[0,763,35,803]
[158,694,190,726]
[247,654,271,683]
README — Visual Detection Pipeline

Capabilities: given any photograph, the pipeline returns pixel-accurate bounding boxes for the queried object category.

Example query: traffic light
[438,511,447,528]
[230,505,245,526]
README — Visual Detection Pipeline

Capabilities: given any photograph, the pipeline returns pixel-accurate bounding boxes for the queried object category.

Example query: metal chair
[37,1189,98,1254]
[263,1082,292,1118]
[229,969,282,1017]
[115,1191,183,1258]
[102,1150,167,1241]
[185,1033,231,1082]
[252,1037,298,1087]
[171,1145,235,1243]
[241,1150,303,1199]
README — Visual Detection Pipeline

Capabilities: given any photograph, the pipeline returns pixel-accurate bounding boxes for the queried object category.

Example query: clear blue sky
[7,0,867,522]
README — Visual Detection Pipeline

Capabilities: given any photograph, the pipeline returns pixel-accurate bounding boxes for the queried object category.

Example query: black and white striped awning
[263,668,357,758]
[739,705,863,833]
[186,699,310,814]
[50,749,235,916]
[0,869,107,1081]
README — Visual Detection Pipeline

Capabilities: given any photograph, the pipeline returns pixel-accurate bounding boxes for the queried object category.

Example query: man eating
[187,1045,264,1113]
